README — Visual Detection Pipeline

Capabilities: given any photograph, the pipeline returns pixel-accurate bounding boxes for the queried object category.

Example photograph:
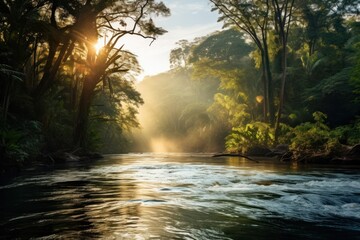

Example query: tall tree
[210,0,275,124]
[0,0,170,152]
[272,0,295,142]
[190,29,259,125]
[72,0,170,148]
[297,0,360,56]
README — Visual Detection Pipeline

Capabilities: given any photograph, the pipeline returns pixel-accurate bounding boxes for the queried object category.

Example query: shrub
[290,112,341,157]
[0,121,44,167]
[0,129,29,163]
[225,121,274,153]
[332,118,360,145]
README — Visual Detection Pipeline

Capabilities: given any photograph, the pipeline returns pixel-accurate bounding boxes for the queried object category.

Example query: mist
[131,69,227,153]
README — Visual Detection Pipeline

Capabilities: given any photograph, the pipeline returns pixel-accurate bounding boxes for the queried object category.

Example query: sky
[122,0,223,80]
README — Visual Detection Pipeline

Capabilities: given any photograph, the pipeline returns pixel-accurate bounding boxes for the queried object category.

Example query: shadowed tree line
[134,0,360,161]
[0,0,170,169]
[1,0,360,166]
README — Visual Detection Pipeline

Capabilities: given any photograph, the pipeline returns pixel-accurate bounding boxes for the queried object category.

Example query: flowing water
[0,153,359,239]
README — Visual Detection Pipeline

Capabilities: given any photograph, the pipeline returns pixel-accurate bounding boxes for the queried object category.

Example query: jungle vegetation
[134,0,360,160]
[1,0,360,170]
[0,0,170,170]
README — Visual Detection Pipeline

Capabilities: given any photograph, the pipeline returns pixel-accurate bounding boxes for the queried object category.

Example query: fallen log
[212,153,259,163]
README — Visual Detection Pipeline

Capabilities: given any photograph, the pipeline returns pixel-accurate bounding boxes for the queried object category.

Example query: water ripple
[0,154,359,239]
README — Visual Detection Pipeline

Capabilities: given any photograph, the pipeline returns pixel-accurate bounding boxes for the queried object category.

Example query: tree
[0,64,23,124]
[170,40,194,69]
[71,0,170,148]
[0,0,170,155]
[90,73,144,153]
[272,0,295,143]
[190,30,260,125]
[210,0,276,124]
[297,0,360,56]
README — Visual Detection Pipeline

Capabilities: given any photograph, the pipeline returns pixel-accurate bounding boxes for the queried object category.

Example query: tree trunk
[33,38,71,98]
[272,0,294,143]
[73,78,96,149]
[1,79,13,124]
[263,40,275,126]
[261,52,269,123]
[274,44,287,143]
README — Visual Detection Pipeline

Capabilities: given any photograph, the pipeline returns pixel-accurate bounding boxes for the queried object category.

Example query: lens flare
[94,40,104,54]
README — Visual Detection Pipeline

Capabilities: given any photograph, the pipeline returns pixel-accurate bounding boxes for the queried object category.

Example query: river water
[0,153,359,239]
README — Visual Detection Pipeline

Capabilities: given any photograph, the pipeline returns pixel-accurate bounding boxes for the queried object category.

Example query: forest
[0,0,169,171]
[134,0,360,162]
[1,0,360,173]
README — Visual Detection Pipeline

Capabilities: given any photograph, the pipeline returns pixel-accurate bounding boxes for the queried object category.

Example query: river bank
[0,151,103,182]
[213,144,360,165]
[2,143,360,182]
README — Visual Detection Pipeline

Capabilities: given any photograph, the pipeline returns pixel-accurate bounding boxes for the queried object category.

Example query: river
[0,153,359,239]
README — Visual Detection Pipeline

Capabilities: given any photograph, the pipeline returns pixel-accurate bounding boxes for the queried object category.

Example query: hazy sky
[123,0,223,80]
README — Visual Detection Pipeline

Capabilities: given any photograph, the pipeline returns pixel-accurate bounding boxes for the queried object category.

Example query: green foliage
[303,31,360,126]
[0,121,43,166]
[85,125,103,152]
[225,122,274,153]
[210,93,250,126]
[190,29,260,129]
[90,75,144,153]
[190,29,253,65]
[312,111,327,124]
[276,123,294,145]
[0,0,169,160]
[170,40,195,69]
[290,112,341,156]
[350,41,360,100]
[40,88,74,151]
[332,118,360,145]
[0,0,359,160]
[0,128,29,163]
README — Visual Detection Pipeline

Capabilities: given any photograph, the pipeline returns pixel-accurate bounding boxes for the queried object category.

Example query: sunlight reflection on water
[0,153,359,239]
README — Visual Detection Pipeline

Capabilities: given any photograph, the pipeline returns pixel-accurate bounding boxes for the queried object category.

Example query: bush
[225,121,274,153]
[277,123,294,145]
[332,118,360,145]
[290,112,341,157]
[224,112,359,158]
[0,129,29,163]
[0,121,44,167]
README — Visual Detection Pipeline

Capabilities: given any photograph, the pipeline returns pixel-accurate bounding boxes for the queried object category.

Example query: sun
[94,39,104,54]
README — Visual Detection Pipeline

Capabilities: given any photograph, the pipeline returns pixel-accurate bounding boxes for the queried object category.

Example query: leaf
[0,64,24,82]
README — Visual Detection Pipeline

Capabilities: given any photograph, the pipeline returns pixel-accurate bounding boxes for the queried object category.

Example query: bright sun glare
[94,40,104,54]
